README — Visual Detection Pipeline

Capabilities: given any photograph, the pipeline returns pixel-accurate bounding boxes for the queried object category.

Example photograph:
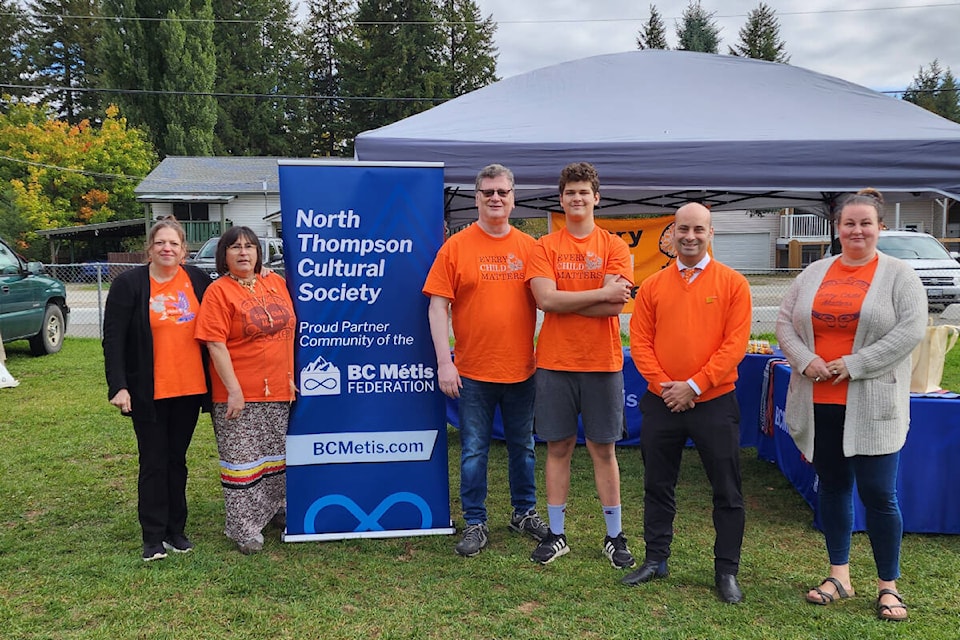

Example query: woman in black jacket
[103,217,212,561]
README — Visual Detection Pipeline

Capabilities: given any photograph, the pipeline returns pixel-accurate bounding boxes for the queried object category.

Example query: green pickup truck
[0,236,69,355]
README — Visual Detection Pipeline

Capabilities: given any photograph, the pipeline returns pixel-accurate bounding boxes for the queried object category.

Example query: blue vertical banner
[278,161,454,541]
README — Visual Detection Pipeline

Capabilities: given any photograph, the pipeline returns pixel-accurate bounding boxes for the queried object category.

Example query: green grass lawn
[1,338,959,639]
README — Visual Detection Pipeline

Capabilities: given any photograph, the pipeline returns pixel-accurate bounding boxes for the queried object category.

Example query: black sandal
[805,577,854,605]
[876,588,908,621]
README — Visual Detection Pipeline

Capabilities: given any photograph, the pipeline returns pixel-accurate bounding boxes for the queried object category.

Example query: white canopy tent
[355,50,960,226]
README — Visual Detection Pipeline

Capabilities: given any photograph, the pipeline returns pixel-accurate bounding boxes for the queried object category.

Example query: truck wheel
[29,304,65,355]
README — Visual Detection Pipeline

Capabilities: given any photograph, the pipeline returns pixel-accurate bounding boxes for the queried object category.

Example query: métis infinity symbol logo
[302,376,339,392]
[302,492,432,533]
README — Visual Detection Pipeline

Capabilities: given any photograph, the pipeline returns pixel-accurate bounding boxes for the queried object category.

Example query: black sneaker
[163,533,194,554]
[530,532,569,564]
[142,543,167,562]
[509,509,549,541]
[603,532,636,569]
[455,523,489,557]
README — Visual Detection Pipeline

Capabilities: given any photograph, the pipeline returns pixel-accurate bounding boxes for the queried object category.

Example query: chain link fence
[53,263,141,340]
[56,263,805,340]
[53,264,955,341]
[740,270,803,335]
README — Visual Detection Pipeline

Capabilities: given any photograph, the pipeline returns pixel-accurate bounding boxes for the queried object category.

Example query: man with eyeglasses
[526,161,637,570]
[423,163,547,558]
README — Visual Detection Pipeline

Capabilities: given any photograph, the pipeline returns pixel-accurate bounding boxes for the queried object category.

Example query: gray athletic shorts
[533,368,625,444]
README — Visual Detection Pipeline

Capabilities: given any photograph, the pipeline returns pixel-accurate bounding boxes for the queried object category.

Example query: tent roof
[355,50,960,221]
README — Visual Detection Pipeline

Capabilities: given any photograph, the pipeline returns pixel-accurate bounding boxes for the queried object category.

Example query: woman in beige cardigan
[776,189,926,622]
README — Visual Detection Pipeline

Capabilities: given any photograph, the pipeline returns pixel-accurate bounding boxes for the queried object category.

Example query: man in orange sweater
[624,202,752,604]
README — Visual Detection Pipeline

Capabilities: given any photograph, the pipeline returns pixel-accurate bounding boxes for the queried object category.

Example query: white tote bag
[910,323,960,393]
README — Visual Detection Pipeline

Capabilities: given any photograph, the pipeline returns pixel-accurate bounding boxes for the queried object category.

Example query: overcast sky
[473,0,960,93]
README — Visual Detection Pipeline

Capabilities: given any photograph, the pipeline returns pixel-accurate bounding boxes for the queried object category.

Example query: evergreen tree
[934,72,960,123]
[903,60,960,123]
[299,0,355,156]
[0,0,29,102]
[675,0,720,54]
[903,59,943,114]
[636,4,668,50]
[728,2,789,63]
[211,0,303,156]
[99,0,218,157]
[97,1,150,134]
[437,0,498,97]
[337,0,445,151]
[23,0,105,123]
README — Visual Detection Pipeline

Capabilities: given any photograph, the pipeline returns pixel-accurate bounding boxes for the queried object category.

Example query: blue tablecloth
[444,349,781,448]
[759,362,960,534]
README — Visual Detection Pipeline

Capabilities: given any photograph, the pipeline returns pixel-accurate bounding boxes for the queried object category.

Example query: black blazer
[103,264,212,422]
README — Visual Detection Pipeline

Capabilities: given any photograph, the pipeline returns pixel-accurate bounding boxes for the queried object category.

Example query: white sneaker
[0,362,18,388]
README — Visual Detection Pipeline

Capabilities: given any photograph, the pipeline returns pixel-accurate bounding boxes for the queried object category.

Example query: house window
[172,203,210,221]
[801,245,823,267]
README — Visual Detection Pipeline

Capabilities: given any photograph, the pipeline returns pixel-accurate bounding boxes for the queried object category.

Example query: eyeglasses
[479,188,512,198]
[228,242,258,252]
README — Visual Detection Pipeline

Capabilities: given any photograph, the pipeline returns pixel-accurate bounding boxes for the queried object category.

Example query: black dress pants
[639,390,744,575]
[132,395,202,544]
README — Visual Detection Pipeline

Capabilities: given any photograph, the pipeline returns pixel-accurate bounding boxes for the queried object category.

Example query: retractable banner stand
[277,161,454,541]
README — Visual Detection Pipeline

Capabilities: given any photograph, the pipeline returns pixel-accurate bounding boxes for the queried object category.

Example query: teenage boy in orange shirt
[526,162,636,569]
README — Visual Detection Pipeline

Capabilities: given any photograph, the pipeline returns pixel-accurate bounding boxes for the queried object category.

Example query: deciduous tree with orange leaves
[0,102,156,259]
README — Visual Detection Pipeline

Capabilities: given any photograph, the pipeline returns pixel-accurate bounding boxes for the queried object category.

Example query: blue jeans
[458,375,537,525]
[813,404,903,581]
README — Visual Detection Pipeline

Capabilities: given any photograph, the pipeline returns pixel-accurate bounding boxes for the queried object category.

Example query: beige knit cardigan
[775,252,927,461]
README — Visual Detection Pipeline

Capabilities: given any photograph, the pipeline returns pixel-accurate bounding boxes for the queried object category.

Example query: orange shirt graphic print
[553,250,604,284]
[149,291,196,323]
[240,294,294,338]
[585,251,603,271]
[477,252,525,281]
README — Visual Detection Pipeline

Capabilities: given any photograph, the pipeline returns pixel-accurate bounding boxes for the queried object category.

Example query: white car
[876,230,960,308]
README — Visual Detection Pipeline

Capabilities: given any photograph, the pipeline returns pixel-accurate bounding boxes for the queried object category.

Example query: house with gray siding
[135,156,290,249]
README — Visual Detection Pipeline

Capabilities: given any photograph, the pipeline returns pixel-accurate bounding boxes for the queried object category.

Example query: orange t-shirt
[527,226,633,372]
[422,224,537,383]
[195,272,296,403]
[150,267,206,400]
[812,256,879,405]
